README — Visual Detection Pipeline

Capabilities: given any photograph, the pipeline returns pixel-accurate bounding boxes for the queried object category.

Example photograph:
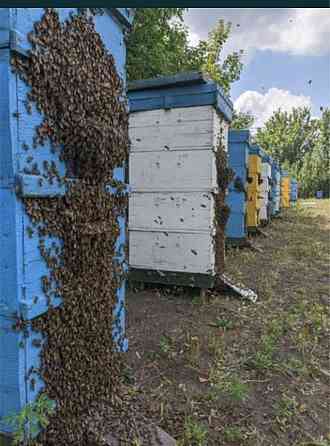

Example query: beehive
[226,130,250,244]
[0,7,134,437]
[290,178,298,202]
[128,72,233,288]
[271,160,281,216]
[281,171,291,208]
[260,150,272,224]
[247,145,262,232]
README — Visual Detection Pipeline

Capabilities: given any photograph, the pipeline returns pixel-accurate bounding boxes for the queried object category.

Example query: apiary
[247,145,262,232]
[0,8,134,442]
[290,178,298,203]
[281,170,291,208]
[271,160,281,216]
[128,72,233,289]
[260,150,272,224]
[226,129,250,244]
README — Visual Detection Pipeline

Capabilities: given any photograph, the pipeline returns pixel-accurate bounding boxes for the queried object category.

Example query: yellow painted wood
[281,177,291,208]
[247,154,262,229]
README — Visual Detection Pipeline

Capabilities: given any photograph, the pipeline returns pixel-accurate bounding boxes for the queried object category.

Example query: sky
[184,8,330,129]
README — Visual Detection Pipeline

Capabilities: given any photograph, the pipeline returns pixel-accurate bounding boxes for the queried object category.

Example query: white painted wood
[129,230,215,274]
[128,104,230,277]
[130,120,214,152]
[129,191,215,232]
[130,106,214,128]
[130,150,217,192]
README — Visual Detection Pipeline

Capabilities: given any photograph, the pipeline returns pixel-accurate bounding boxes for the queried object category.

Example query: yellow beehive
[247,152,262,231]
[281,175,291,208]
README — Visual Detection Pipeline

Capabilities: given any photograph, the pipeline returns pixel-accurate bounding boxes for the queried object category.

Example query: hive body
[247,146,262,231]
[0,7,133,434]
[128,72,233,288]
[281,171,291,208]
[271,161,281,215]
[260,151,272,224]
[290,178,298,203]
[226,130,250,244]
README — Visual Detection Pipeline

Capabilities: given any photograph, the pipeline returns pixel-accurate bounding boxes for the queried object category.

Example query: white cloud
[234,88,312,129]
[184,9,330,59]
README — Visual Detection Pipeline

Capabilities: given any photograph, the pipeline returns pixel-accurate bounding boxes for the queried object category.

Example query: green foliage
[127,10,244,95]
[223,425,244,442]
[231,110,255,130]
[4,394,55,445]
[179,417,208,446]
[255,107,330,198]
[220,375,249,402]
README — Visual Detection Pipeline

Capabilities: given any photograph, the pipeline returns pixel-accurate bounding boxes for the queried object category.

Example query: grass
[126,199,330,445]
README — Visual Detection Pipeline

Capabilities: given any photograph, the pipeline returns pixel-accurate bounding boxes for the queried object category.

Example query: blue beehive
[290,178,298,202]
[226,130,250,244]
[0,7,134,435]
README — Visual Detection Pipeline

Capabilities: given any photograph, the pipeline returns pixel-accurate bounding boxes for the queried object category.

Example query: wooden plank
[129,230,215,274]
[129,268,215,288]
[17,174,65,198]
[129,191,214,232]
[130,106,213,128]
[129,150,217,192]
[130,119,214,152]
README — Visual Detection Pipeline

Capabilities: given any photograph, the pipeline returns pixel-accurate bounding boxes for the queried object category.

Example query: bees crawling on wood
[11,8,160,446]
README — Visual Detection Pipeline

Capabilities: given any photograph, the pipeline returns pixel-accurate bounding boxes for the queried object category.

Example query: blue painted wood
[226,130,250,241]
[128,72,233,122]
[290,178,298,202]
[0,7,133,433]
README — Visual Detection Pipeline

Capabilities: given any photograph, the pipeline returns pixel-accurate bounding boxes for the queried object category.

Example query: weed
[223,425,244,442]
[159,335,172,356]
[218,375,249,403]
[178,416,208,446]
[184,333,201,367]
[275,394,298,429]
[4,394,55,445]
[211,318,234,330]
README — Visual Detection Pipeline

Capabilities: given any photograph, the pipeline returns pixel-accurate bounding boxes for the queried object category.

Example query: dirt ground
[126,199,330,446]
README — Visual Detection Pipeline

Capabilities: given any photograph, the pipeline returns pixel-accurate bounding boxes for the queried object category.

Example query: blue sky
[184,8,330,129]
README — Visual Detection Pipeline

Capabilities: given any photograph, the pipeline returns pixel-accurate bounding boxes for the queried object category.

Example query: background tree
[255,107,329,197]
[127,9,243,95]
[231,110,255,130]
[255,107,319,168]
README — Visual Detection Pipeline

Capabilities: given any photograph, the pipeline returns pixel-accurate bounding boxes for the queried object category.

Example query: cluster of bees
[214,133,235,277]
[12,8,161,446]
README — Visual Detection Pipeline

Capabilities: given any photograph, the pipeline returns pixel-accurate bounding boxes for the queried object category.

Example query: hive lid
[229,129,251,144]
[128,71,233,123]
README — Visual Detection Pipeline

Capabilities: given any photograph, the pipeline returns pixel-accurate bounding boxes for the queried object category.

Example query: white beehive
[128,73,233,287]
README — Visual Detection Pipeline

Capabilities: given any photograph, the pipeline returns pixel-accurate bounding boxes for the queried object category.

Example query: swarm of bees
[214,131,234,277]
[12,8,161,446]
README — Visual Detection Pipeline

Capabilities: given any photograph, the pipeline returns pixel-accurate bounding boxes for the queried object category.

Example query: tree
[254,106,329,197]
[255,107,319,169]
[231,110,255,130]
[127,10,244,95]
[298,108,330,197]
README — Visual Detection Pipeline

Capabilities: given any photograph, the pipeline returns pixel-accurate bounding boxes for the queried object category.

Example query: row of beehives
[127,72,299,288]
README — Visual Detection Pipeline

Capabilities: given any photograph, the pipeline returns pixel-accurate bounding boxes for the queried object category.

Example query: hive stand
[0,7,134,438]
